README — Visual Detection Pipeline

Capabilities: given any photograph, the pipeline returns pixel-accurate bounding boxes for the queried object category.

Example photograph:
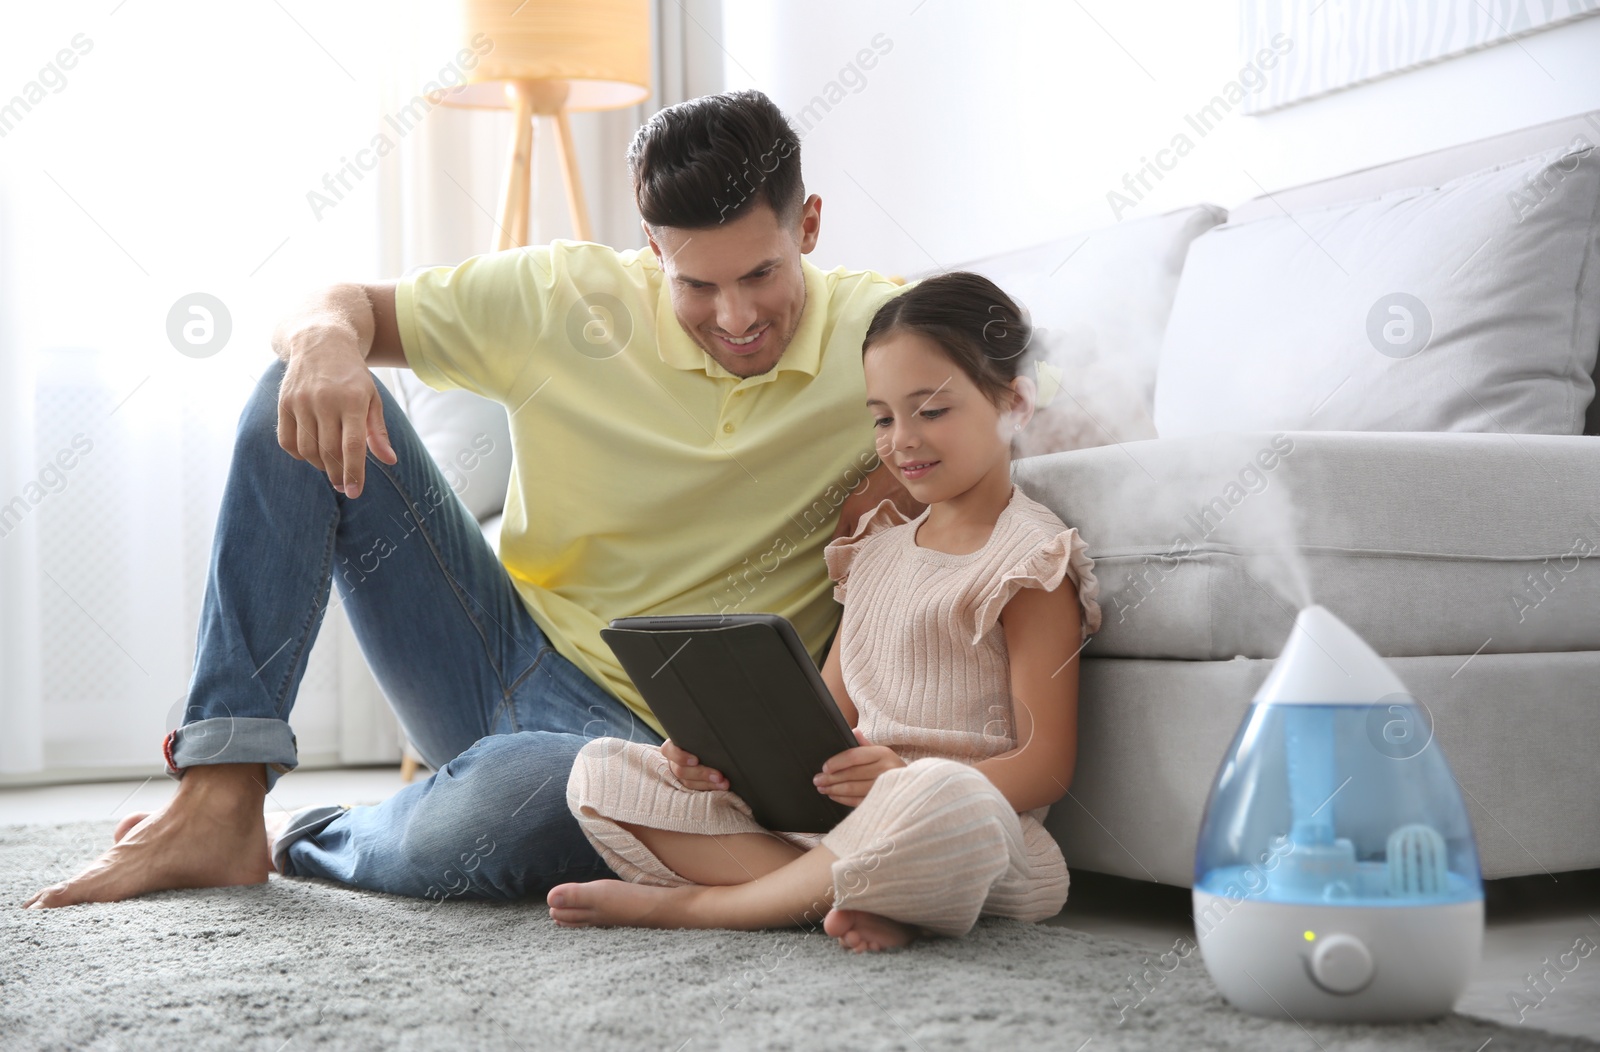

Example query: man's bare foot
[113,811,150,843]
[22,764,273,909]
[824,907,917,952]
[547,880,701,928]
[115,810,288,870]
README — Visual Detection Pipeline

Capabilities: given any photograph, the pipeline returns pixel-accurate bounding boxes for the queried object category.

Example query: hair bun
[861,270,1042,414]
[979,299,1033,364]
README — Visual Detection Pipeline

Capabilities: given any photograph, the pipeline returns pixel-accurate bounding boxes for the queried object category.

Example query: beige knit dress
[566,483,1103,936]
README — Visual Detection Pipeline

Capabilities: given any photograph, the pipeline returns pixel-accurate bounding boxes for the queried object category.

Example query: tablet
[599,613,857,834]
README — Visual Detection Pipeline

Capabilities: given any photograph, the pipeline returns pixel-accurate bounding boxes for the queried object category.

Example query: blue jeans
[166,358,663,901]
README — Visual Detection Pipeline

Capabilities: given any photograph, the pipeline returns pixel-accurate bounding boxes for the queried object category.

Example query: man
[24,89,921,908]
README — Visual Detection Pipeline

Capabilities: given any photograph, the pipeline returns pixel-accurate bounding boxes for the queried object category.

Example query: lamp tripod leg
[553,109,593,243]
[497,88,536,251]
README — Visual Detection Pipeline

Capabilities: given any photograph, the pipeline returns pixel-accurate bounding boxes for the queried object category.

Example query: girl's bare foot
[824,907,918,952]
[547,879,700,928]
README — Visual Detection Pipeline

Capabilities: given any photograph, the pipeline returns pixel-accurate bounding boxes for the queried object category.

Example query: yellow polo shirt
[395,240,908,736]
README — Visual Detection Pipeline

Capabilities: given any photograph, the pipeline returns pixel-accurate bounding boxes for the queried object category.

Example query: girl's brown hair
[862,271,1039,417]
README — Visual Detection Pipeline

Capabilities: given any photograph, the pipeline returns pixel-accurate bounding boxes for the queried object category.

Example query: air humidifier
[1192,604,1484,1023]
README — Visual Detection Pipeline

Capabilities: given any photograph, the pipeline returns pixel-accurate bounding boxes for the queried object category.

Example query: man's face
[644,196,822,379]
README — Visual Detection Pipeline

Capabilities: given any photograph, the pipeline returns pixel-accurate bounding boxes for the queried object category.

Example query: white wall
[718,1,1600,276]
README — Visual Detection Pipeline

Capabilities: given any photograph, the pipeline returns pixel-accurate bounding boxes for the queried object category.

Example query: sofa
[377,109,1600,887]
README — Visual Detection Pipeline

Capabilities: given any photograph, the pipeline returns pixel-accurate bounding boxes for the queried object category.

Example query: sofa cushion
[1012,430,1600,661]
[480,511,503,553]
[1153,142,1600,437]
[943,204,1225,456]
[383,369,513,523]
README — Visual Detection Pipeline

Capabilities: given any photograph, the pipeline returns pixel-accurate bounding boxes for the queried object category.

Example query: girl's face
[863,329,1025,502]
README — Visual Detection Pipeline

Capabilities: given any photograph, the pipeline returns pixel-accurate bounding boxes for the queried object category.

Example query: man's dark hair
[627,89,804,231]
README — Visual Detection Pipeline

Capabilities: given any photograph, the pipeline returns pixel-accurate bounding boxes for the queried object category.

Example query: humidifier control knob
[1310,933,1374,994]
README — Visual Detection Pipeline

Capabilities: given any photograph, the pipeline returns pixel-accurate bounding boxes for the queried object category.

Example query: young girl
[547,271,1102,951]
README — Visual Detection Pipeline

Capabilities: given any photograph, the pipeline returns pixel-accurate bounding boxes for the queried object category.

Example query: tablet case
[599,613,857,834]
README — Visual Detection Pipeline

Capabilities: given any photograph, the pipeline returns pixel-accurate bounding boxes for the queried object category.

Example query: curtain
[0,0,722,786]
[0,1,404,784]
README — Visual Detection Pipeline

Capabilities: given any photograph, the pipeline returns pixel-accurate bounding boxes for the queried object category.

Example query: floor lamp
[439,0,652,251]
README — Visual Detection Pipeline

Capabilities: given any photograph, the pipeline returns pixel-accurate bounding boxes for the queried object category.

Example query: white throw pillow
[1153,142,1600,437]
[946,204,1226,456]
[386,370,514,524]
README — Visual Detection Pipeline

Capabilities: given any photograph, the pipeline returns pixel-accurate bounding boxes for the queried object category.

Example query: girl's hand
[661,739,728,791]
[814,729,905,807]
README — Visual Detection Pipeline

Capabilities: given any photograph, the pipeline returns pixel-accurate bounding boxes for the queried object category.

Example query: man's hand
[277,341,397,499]
[832,459,925,543]
[661,739,728,792]
[814,728,905,807]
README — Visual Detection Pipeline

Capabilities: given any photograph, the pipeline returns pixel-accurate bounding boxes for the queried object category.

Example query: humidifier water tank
[1192,605,1484,1023]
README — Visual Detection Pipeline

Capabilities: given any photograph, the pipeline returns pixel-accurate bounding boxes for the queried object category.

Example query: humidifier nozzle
[1252,604,1409,708]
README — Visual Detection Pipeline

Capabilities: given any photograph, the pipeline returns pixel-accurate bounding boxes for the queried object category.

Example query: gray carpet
[4,821,1595,1052]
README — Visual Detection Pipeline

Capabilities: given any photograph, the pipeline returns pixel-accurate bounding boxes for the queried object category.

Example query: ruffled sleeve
[822,498,914,604]
[970,527,1103,646]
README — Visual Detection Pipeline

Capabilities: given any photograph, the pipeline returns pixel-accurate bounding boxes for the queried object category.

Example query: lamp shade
[439,0,651,112]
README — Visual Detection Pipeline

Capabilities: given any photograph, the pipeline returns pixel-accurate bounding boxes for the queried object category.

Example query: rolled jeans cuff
[163,717,299,791]
[271,804,349,876]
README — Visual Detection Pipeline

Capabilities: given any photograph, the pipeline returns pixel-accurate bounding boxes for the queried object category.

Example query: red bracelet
[162,729,183,777]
